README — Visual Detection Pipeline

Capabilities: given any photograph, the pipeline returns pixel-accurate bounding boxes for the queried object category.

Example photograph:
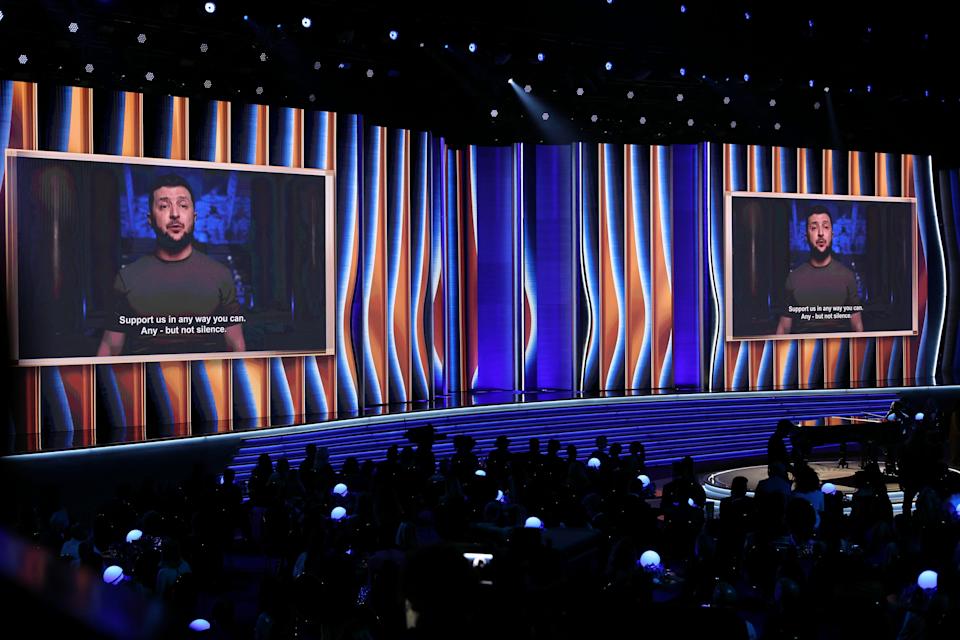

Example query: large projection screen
[725,191,917,341]
[6,150,335,365]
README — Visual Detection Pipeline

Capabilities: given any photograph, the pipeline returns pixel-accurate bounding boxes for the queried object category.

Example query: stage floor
[702,460,960,515]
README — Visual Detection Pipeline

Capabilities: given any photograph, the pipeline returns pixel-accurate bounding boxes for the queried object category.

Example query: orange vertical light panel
[368,127,389,402]
[11,82,37,150]
[169,96,190,160]
[394,134,413,399]
[158,362,191,435]
[598,145,619,391]
[121,92,143,157]
[215,101,230,164]
[202,360,232,432]
[651,145,673,390]
[241,358,271,429]
[281,357,305,420]
[67,87,92,154]
[59,366,96,445]
[624,145,646,390]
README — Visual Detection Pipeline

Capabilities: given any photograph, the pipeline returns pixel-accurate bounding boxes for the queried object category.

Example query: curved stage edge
[703,462,960,516]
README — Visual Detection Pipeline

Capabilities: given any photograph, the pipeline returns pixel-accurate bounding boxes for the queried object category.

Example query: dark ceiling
[1,1,958,162]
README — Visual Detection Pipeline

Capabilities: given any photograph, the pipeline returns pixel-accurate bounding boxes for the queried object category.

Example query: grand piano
[789,414,906,468]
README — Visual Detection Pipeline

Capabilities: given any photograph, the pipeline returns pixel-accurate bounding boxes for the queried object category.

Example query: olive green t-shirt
[109,250,242,354]
[782,259,861,333]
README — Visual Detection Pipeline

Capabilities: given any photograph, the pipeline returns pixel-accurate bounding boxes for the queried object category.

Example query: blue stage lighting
[887,413,897,421]
[126,529,143,543]
[809,79,815,88]
[680,5,687,13]
[587,457,601,469]
[821,483,836,495]
[389,30,398,41]
[915,412,925,420]
[680,67,686,76]
[204,2,216,14]
[639,550,661,569]
[638,474,651,488]
[537,52,544,62]
[808,19,814,28]
[243,15,248,21]
[475,469,487,477]
[496,490,505,502]
[605,61,613,71]
[490,109,498,117]
[525,516,544,529]
[189,619,211,632]
[468,42,477,53]
[331,506,347,521]
[744,12,751,20]
[866,84,872,93]
[103,565,125,585]
[302,17,312,28]
[743,73,750,82]
[918,570,938,590]
[333,483,349,497]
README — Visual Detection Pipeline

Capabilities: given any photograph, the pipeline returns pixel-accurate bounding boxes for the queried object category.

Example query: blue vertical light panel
[475,146,517,390]
[535,145,575,390]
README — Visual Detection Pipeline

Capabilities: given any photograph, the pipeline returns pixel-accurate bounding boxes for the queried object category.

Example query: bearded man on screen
[97,174,246,356]
[775,205,864,335]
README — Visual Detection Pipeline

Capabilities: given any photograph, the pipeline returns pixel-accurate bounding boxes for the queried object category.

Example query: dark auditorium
[4,2,960,639]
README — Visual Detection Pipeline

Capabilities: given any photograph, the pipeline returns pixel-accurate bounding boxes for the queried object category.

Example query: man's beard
[808,244,832,262]
[153,225,194,254]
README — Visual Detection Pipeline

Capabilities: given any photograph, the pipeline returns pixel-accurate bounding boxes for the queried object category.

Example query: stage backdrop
[1,80,956,451]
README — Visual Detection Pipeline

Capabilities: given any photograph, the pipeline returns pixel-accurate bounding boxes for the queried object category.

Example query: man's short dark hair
[806,205,832,224]
[148,174,195,211]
